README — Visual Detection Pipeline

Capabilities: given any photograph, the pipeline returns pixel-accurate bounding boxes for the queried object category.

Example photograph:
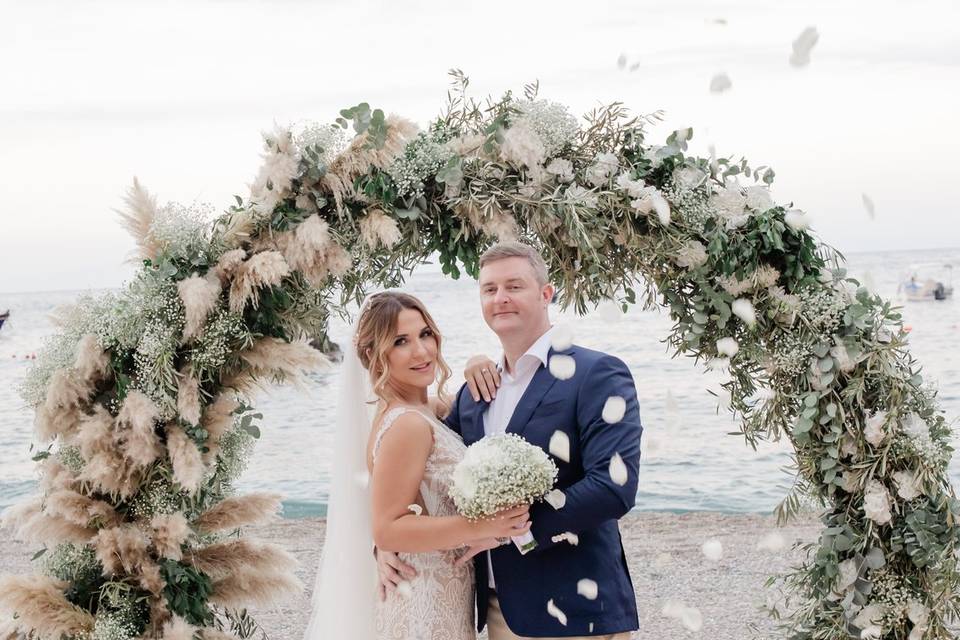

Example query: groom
[380,241,642,639]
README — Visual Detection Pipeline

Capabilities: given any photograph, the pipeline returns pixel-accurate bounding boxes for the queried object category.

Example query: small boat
[0,309,8,330]
[898,263,954,302]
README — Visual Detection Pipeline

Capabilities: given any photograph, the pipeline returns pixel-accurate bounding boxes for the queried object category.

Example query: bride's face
[383,308,439,390]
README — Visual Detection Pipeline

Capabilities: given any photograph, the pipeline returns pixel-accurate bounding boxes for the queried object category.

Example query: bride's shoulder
[375,404,434,436]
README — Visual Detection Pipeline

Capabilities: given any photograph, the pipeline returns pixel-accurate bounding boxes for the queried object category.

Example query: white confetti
[756,532,787,552]
[577,578,599,600]
[396,580,413,599]
[653,552,672,568]
[609,452,628,486]
[680,606,703,632]
[709,72,732,93]
[789,26,819,67]
[661,599,685,618]
[549,354,576,380]
[588,622,594,633]
[731,298,756,328]
[706,357,730,372]
[545,489,567,510]
[784,208,811,231]
[652,193,671,226]
[716,337,739,357]
[549,430,571,462]
[602,396,627,424]
[551,532,580,546]
[628,62,640,72]
[596,300,623,323]
[616,53,627,69]
[406,504,423,516]
[547,599,568,626]
[551,324,574,351]
[862,193,876,219]
[702,538,723,561]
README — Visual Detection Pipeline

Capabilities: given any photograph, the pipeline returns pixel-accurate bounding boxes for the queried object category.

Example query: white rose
[893,469,923,501]
[863,411,887,447]
[863,481,892,525]
[546,158,575,182]
[784,209,810,231]
[673,166,707,190]
[716,337,739,357]
[744,186,775,212]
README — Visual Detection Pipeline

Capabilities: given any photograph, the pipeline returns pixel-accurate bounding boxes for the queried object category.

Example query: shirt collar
[498,325,555,374]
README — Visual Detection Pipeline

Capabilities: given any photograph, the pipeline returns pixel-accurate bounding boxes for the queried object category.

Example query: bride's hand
[472,504,530,540]
[464,355,500,402]
[453,536,503,567]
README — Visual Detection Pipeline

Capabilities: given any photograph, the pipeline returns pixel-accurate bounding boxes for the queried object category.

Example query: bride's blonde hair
[355,292,452,403]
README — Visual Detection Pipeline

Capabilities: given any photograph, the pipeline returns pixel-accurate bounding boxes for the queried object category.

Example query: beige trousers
[486,594,634,640]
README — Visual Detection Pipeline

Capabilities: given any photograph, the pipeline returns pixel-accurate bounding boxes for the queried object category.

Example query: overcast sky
[1,0,957,293]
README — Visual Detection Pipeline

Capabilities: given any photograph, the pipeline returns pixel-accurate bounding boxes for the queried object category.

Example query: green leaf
[31,548,47,561]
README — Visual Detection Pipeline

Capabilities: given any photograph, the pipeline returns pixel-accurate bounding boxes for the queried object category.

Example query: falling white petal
[731,298,757,328]
[545,489,567,510]
[661,599,685,618]
[406,504,423,516]
[609,453,629,486]
[653,552,672,569]
[756,532,787,552]
[577,579,599,600]
[790,26,819,67]
[596,300,623,323]
[716,337,739,357]
[702,538,723,561]
[616,53,627,69]
[551,532,580,546]
[652,193,671,225]
[862,193,876,219]
[602,396,627,424]
[680,606,704,632]
[353,470,370,488]
[710,72,733,93]
[549,431,571,463]
[547,599,568,626]
[551,324,574,351]
[396,581,413,599]
[549,354,576,380]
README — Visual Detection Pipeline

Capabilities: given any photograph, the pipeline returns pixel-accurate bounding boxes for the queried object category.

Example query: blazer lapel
[463,396,489,445]
[506,347,573,437]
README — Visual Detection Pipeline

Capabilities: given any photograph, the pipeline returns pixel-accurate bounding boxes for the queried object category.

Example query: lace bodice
[371,406,475,639]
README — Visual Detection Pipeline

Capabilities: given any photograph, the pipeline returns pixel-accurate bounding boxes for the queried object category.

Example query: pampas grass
[188,538,296,580]
[2,497,95,546]
[178,274,222,343]
[73,334,111,383]
[117,177,162,262]
[322,115,418,209]
[37,458,78,494]
[150,512,191,561]
[94,524,153,576]
[176,368,202,425]
[201,629,242,640]
[0,575,96,639]
[193,493,282,533]
[161,615,197,640]
[166,425,206,493]
[208,568,302,609]
[228,251,291,312]
[34,369,92,441]
[116,391,162,469]
[45,489,119,529]
[212,248,247,284]
[236,337,327,385]
[200,393,239,463]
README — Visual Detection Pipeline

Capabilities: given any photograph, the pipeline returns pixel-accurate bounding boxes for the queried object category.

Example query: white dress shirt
[482,325,555,589]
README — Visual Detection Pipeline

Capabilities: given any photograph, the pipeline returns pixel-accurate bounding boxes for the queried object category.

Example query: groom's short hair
[479,241,549,286]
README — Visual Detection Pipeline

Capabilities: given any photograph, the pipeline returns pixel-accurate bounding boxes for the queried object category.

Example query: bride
[303,291,530,639]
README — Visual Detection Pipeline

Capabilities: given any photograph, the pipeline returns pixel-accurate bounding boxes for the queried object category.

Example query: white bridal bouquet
[449,433,559,554]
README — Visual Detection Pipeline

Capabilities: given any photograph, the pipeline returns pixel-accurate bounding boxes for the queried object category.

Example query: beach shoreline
[1,510,824,639]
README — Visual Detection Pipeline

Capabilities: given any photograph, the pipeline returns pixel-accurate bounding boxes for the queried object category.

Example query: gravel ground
[1,511,828,639]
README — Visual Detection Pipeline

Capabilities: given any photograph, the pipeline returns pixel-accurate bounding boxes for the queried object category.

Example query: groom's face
[479,257,553,339]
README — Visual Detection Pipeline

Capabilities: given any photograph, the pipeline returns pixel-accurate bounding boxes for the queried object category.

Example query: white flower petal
[731,298,757,328]
[680,606,703,632]
[702,538,723,561]
[602,396,627,424]
[609,452,629,486]
[577,578,599,600]
[406,504,423,516]
[784,209,810,231]
[544,489,567,510]
[549,354,576,380]
[396,580,413,599]
[551,532,580,546]
[661,599,685,619]
[551,324,574,351]
[547,599,568,626]
[353,470,370,488]
[756,532,787,552]
[716,337,740,357]
[549,431,571,463]
[710,72,732,93]
[862,193,876,219]
[652,193,671,226]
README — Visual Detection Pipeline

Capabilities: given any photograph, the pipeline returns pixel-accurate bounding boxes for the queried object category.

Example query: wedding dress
[371,406,475,640]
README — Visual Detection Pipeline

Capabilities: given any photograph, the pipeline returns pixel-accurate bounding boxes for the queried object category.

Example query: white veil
[303,297,379,640]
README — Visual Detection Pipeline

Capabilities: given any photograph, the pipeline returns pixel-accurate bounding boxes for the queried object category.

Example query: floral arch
[1,71,958,640]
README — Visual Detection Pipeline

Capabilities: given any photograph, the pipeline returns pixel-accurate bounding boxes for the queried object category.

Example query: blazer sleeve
[443,382,468,436]
[527,354,642,552]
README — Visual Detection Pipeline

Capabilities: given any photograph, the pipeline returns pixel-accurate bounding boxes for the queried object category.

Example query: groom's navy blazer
[445,343,642,637]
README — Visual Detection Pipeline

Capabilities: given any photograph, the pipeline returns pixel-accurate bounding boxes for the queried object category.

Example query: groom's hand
[464,355,500,402]
[375,548,417,601]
